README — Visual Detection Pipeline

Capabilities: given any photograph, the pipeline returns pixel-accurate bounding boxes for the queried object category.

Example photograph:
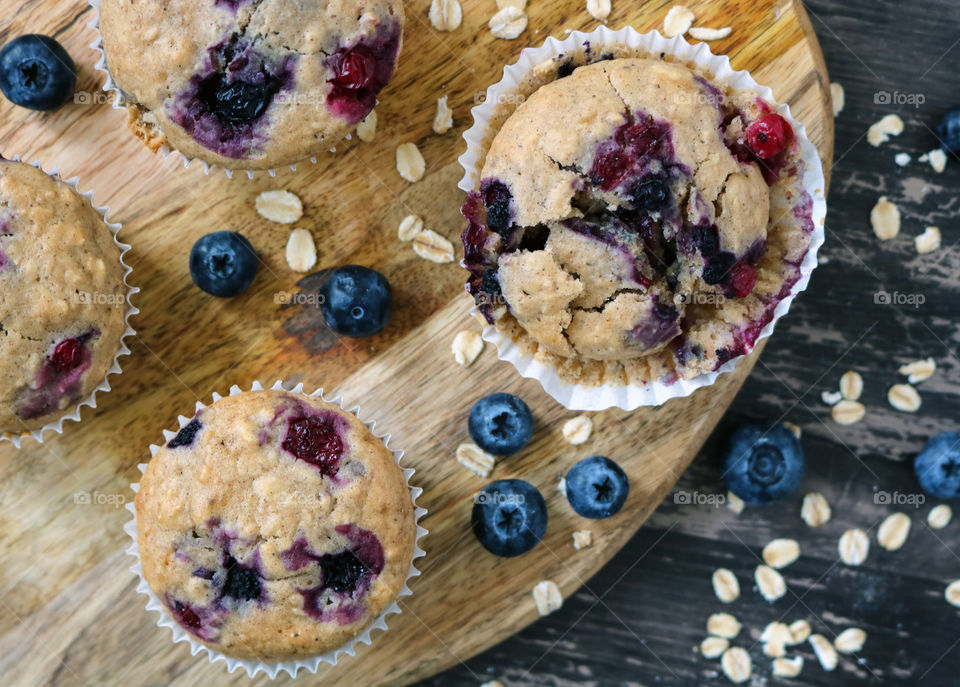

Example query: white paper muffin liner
[87,0,360,179]
[124,379,428,679]
[457,26,827,411]
[1,156,139,446]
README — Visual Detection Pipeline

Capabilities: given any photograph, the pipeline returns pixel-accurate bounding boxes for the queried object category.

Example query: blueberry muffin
[99,0,404,170]
[135,390,417,662]
[462,55,816,386]
[0,160,126,435]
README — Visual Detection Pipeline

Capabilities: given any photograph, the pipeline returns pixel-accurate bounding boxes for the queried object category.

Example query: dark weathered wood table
[420,1,960,685]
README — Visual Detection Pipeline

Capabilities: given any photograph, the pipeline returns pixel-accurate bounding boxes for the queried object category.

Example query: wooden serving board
[0,1,832,685]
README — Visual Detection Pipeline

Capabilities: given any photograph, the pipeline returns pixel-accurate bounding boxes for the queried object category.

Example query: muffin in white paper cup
[0,156,138,447]
[125,380,427,678]
[457,26,826,411]
[87,0,404,179]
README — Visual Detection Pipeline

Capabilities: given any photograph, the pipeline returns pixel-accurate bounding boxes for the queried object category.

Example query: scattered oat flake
[712,568,740,603]
[480,681,505,687]
[834,628,866,654]
[572,529,593,550]
[763,640,787,658]
[562,415,593,445]
[801,492,831,527]
[396,142,426,182]
[839,370,863,401]
[727,490,745,514]
[830,82,844,116]
[788,619,811,644]
[899,357,936,383]
[809,634,838,671]
[888,383,921,412]
[821,390,842,406]
[707,612,741,639]
[772,656,804,678]
[355,109,377,142]
[255,189,303,224]
[433,95,454,134]
[663,5,695,37]
[867,114,904,146]
[755,565,787,601]
[457,443,495,477]
[285,228,317,272]
[945,580,960,607]
[915,226,942,255]
[838,528,870,566]
[532,580,562,615]
[489,6,527,39]
[429,0,462,31]
[895,152,911,166]
[397,214,424,242]
[763,538,801,569]
[870,196,900,240]
[832,399,865,425]
[783,421,802,439]
[877,512,911,551]
[586,0,611,21]
[413,229,455,263]
[452,330,483,366]
[496,0,526,8]
[688,26,731,40]
[700,636,728,658]
[928,148,948,173]
[761,622,792,649]
[928,504,953,529]
[721,647,752,684]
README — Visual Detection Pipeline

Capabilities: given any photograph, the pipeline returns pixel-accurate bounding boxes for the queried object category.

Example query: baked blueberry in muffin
[461,56,816,387]
[0,160,127,435]
[135,390,417,661]
[99,0,404,169]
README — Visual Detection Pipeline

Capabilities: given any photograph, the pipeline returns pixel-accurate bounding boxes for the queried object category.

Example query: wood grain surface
[0,1,831,686]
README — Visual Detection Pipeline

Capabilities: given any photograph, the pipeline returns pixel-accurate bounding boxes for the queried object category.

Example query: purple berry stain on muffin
[168,38,296,158]
[325,20,402,124]
[165,596,223,642]
[284,525,385,624]
[16,329,100,420]
[281,408,347,477]
[167,416,203,448]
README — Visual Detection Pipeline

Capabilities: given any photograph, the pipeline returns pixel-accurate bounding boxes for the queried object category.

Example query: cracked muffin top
[462,56,815,387]
[99,0,404,170]
[136,390,417,662]
[0,160,126,434]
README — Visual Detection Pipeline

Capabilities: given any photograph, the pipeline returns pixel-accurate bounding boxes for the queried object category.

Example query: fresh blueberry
[472,479,547,557]
[723,421,804,504]
[564,455,629,518]
[0,35,76,111]
[937,105,960,155]
[189,231,258,297]
[915,432,960,500]
[468,392,533,456]
[318,265,392,337]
